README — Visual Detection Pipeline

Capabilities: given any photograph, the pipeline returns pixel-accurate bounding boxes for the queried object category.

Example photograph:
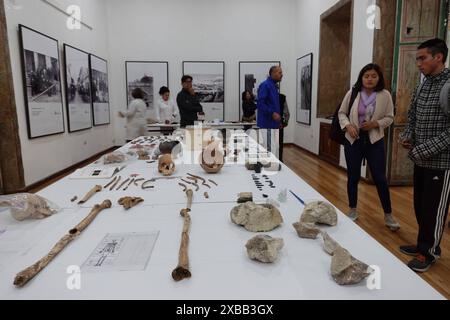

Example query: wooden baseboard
[284,143,373,184]
[9,146,119,194]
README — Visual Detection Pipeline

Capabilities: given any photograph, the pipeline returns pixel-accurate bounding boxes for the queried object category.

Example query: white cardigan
[338,89,394,145]
[155,98,179,123]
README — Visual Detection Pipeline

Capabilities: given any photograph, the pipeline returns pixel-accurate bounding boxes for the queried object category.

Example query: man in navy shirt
[257,66,283,129]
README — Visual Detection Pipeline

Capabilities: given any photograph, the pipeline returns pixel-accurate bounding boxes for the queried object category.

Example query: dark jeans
[279,128,284,163]
[344,132,392,214]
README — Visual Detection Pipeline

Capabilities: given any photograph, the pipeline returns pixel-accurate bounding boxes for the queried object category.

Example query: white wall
[5,0,115,185]
[105,0,298,145]
[291,0,375,176]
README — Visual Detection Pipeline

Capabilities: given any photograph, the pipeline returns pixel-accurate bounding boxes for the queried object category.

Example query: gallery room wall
[5,0,114,186]
[105,0,298,145]
[290,0,375,176]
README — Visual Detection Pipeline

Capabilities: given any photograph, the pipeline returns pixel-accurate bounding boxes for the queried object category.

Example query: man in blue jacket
[257,66,283,129]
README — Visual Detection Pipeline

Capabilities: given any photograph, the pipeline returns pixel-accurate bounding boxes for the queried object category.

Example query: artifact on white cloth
[159,141,181,156]
[179,183,188,192]
[204,192,209,199]
[237,192,253,204]
[293,222,321,239]
[230,202,283,232]
[110,176,121,191]
[118,197,144,210]
[70,196,78,203]
[172,189,194,282]
[158,154,176,176]
[208,179,218,186]
[141,180,155,190]
[136,149,150,160]
[300,201,338,226]
[330,247,372,286]
[0,194,59,221]
[321,232,341,256]
[78,185,102,204]
[199,140,224,174]
[181,178,199,192]
[103,152,126,164]
[187,173,211,188]
[116,178,130,190]
[245,235,284,263]
[103,176,117,189]
[13,200,112,287]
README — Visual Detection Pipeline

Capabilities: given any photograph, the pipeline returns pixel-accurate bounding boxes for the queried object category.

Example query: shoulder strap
[440,79,450,117]
[347,87,359,116]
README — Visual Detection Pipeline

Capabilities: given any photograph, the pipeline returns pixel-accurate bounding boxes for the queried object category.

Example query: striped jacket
[402,68,450,170]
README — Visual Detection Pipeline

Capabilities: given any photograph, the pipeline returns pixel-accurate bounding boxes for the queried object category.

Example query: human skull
[158,154,175,176]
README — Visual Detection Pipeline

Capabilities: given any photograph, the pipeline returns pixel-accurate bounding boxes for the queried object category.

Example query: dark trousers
[344,133,392,214]
[279,128,284,163]
[414,165,450,259]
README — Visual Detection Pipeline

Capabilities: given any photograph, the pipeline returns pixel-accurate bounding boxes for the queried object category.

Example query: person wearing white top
[156,86,179,124]
[118,88,147,141]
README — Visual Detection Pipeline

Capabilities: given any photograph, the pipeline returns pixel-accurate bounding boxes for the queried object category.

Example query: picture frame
[63,44,93,132]
[182,61,225,122]
[125,61,169,112]
[18,24,65,139]
[296,53,313,125]
[239,61,281,121]
[89,54,110,126]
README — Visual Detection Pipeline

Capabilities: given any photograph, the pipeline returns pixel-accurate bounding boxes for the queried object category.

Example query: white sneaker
[347,209,358,221]
[385,214,400,231]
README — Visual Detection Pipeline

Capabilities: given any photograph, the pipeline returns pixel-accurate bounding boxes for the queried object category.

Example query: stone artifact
[118,197,144,210]
[237,192,253,204]
[204,192,209,199]
[0,194,58,221]
[199,140,224,174]
[14,200,112,287]
[301,201,338,226]
[321,232,341,256]
[230,202,283,232]
[158,154,176,176]
[78,185,102,205]
[104,152,126,164]
[292,222,321,239]
[330,247,372,286]
[172,189,194,282]
[245,235,284,263]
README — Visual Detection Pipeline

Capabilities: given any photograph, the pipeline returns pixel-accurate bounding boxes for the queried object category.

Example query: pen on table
[289,190,305,206]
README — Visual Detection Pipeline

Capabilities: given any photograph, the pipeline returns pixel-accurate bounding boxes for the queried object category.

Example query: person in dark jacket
[399,38,450,273]
[176,75,204,128]
[242,90,257,122]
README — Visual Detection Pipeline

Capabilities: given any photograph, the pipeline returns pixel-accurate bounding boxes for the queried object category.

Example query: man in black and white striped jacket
[399,38,450,273]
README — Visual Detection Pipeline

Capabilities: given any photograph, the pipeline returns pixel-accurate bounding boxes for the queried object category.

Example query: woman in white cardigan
[155,86,179,124]
[118,88,147,141]
[338,63,400,231]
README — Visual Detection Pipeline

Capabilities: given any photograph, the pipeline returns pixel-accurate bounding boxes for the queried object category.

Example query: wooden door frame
[0,0,25,193]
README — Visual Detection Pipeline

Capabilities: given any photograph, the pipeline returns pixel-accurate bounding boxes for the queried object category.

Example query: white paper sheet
[81,232,159,273]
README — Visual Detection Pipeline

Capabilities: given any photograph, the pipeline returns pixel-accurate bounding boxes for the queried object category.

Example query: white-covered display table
[0,134,444,300]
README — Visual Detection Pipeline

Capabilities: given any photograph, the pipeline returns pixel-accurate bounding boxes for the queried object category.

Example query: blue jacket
[257,77,281,129]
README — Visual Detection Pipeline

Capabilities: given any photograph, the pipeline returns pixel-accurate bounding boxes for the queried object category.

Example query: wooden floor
[283,145,450,299]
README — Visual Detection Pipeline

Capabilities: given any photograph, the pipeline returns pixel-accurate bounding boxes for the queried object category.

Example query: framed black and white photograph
[63,44,93,132]
[182,61,225,121]
[89,54,110,126]
[239,61,281,120]
[296,53,313,125]
[125,61,169,112]
[18,25,65,139]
